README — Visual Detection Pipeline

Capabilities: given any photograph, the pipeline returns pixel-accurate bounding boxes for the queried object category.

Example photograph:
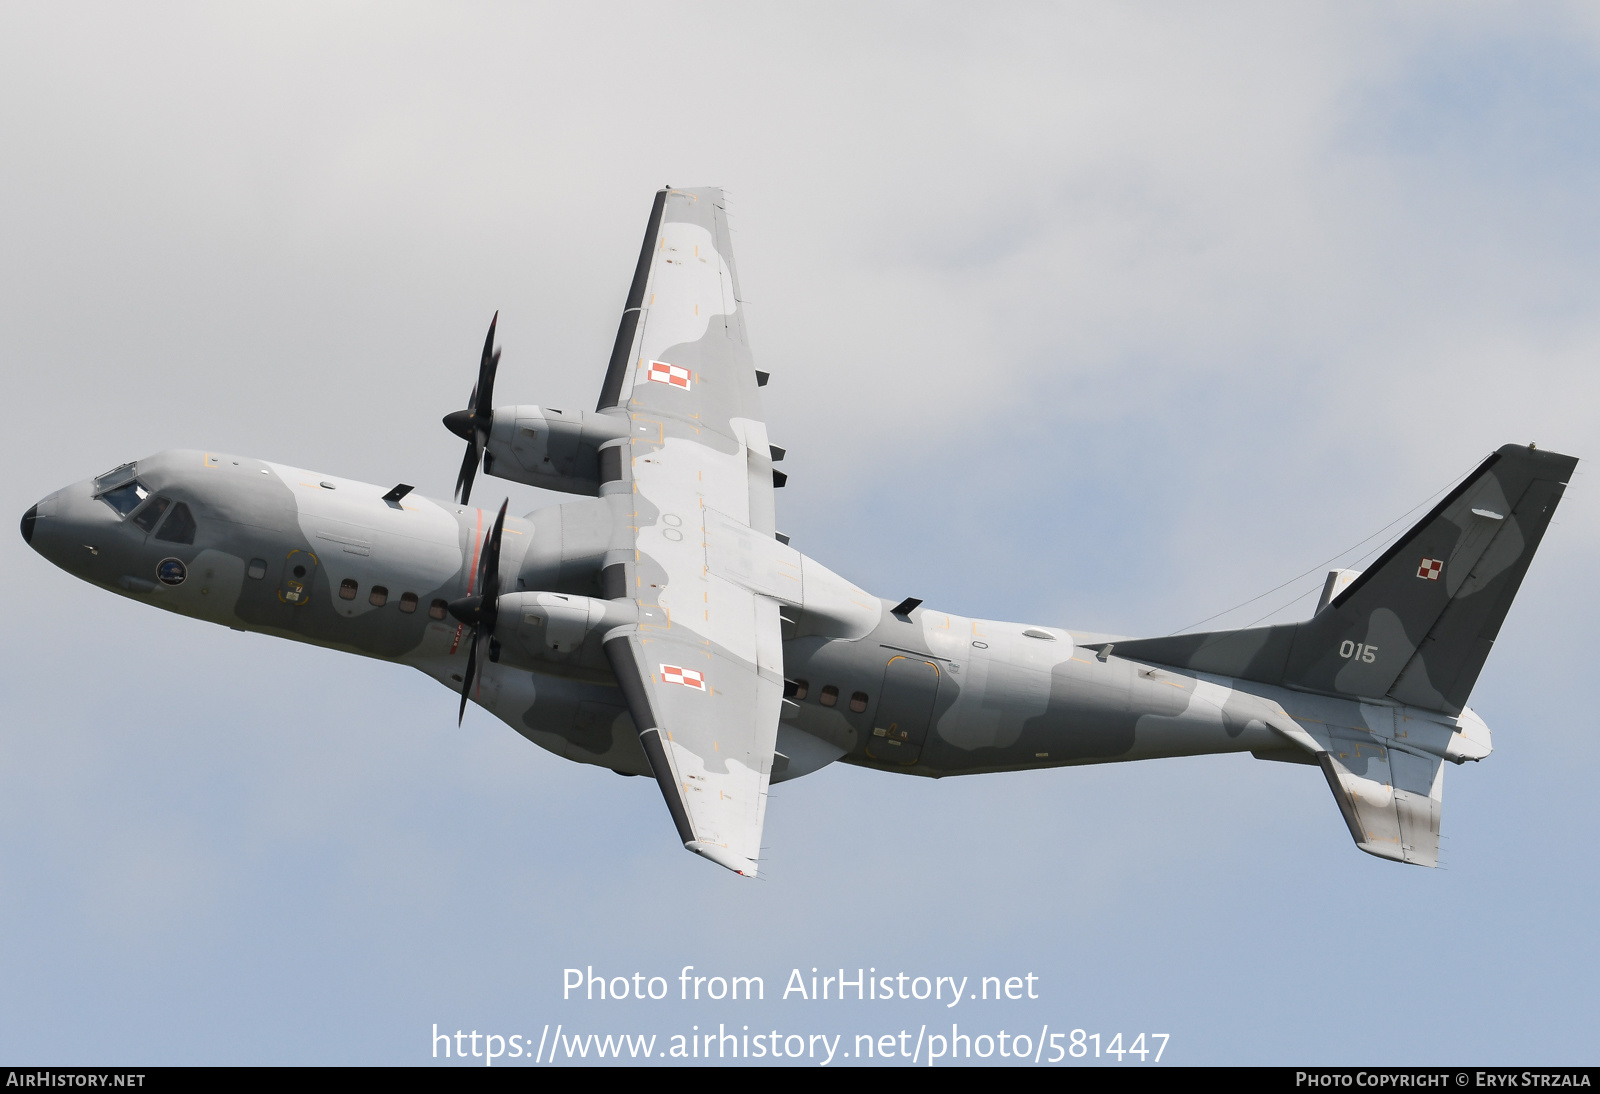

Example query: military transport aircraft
[21,187,1578,877]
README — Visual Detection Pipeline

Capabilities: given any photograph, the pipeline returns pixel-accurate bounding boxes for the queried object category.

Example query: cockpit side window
[154,502,197,544]
[97,481,149,517]
[131,496,171,532]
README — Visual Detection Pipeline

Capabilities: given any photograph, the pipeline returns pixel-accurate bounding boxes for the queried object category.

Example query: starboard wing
[596,187,785,876]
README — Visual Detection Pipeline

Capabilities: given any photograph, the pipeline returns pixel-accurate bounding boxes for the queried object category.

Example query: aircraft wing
[597,187,784,877]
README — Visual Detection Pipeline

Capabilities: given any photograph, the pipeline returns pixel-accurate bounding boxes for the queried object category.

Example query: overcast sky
[2,3,1597,1065]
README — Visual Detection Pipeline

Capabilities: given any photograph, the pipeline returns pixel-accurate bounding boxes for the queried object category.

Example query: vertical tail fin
[1113,444,1578,714]
[1284,443,1576,712]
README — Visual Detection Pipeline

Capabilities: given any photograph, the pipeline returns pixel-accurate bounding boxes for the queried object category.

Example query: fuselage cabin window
[784,679,809,700]
[820,685,839,708]
[399,592,418,613]
[369,586,388,607]
[246,558,267,580]
[429,598,449,620]
[339,579,359,600]
[850,691,869,713]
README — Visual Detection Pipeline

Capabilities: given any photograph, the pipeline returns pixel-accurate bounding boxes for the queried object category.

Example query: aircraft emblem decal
[660,664,705,690]
[1417,558,1443,581]
[646,360,692,390]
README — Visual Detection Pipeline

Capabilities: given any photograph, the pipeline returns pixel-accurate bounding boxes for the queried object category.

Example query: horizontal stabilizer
[1315,736,1444,867]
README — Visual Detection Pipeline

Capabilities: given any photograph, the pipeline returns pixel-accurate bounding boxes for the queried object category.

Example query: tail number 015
[1339,640,1377,663]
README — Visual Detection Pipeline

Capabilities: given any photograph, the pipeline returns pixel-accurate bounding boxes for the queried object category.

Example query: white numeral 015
[1339,640,1377,663]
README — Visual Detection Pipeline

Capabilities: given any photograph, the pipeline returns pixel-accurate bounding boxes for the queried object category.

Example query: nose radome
[20,504,37,546]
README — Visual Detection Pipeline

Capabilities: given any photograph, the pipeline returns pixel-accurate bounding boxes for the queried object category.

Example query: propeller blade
[455,500,508,725]
[480,500,508,606]
[450,314,502,505]
[476,313,500,411]
[454,441,479,505]
[458,629,479,725]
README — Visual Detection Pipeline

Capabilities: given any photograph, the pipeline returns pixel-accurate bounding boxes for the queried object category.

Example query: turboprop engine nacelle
[495,591,641,672]
[484,406,631,497]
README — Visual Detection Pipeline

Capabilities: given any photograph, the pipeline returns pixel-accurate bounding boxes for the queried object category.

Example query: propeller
[446,499,508,724]
[442,312,501,505]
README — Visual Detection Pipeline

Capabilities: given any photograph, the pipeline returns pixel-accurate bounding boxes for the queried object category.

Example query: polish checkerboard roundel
[660,664,705,690]
[647,360,692,389]
[1417,557,1443,581]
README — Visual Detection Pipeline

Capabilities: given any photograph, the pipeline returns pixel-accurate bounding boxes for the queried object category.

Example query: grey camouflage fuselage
[21,187,1576,874]
[23,443,1526,871]
[30,451,1322,781]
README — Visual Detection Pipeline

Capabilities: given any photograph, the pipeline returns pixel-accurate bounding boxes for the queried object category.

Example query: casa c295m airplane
[21,187,1578,878]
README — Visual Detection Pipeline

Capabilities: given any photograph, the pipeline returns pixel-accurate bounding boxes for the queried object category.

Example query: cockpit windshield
[97,480,149,517]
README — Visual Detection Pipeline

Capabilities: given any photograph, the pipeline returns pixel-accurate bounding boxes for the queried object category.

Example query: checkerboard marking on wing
[646,360,692,389]
[660,664,705,690]
[1418,558,1443,581]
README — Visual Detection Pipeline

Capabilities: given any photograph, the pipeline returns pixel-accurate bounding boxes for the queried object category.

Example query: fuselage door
[867,655,940,766]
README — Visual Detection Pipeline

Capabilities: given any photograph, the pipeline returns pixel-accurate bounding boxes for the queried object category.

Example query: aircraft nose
[23,487,98,572]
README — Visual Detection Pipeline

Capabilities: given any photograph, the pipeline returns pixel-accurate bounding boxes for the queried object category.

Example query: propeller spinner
[446,499,508,724]
[443,312,501,505]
